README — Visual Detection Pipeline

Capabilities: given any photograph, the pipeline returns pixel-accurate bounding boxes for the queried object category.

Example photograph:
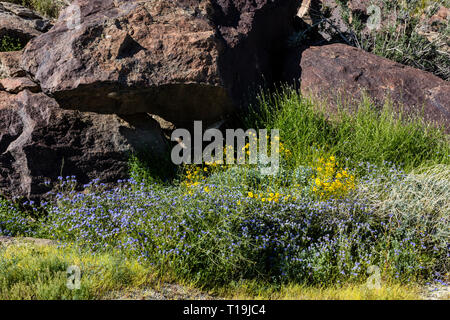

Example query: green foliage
[244,88,449,174]
[129,150,177,185]
[0,198,38,236]
[0,35,24,52]
[1,88,449,294]
[0,244,157,300]
[349,0,450,80]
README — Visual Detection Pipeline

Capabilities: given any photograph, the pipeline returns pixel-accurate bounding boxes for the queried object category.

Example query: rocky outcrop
[0,90,167,200]
[0,77,39,93]
[21,0,300,126]
[0,2,52,46]
[285,43,450,131]
[0,51,25,78]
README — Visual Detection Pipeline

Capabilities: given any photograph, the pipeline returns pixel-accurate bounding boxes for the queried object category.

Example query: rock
[0,90,167,200]
[297,0,312,19]
[0,2,52,47]
[21,0,300,126]
[285,43,450,131]
[0,2,42,19]
[0,77,40,93]
[0,50,25,78]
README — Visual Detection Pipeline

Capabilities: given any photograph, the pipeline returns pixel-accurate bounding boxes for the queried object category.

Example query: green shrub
[0,35,24,52]
[0,198,38,237]
[348,0,450,80]
[2,88,449,291]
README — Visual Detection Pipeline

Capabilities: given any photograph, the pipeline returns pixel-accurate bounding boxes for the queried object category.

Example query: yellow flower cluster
[247,191,296,203]
[227,136,291,162]
[182,165,216,195]
[279,142,292,157]
[312,156,355,200]
[182,167,206,194]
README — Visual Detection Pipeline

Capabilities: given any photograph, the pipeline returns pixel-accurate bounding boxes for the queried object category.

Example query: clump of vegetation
[0,198,39,236]
[311,155,356,200]
[0,35,24,52]
[344,0,450,80]
[3,0,64,18]
[0,244,423,300]
[244,89,449,173]
[2,89,448,294]
[0,88,448,298]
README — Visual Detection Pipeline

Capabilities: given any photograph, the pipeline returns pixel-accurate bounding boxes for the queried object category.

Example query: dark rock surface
[0,90,167,200]
[0,2,52,46]
[285,43,450,131]
[21,0,300,126]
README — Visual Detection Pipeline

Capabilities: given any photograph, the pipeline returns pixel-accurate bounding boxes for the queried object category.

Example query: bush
[2,89,448,291]
[0,198,38,237]
[357,165,450,279]
[346,0,450,80]
[37,155,448,287]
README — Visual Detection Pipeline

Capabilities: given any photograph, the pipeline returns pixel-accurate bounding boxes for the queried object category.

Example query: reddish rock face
[0,51,25,78]
[285,43,450,131]
[21,0,300,126]
[0,90,167,200]
[0,77,39,93]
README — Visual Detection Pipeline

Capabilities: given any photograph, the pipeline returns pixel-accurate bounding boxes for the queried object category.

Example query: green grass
[219,281,423,300]
[0,243,424,300]
[0,243,160,300]
[244,88,449,174]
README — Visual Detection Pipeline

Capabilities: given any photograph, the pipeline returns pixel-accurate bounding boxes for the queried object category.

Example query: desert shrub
[346,0,450,80]
[35,153,448,287]
[0,198,38,236]
[2,88,448,290]
[357,165,450,279]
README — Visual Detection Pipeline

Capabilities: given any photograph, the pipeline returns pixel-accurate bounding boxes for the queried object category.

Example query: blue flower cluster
[34,166,447,286]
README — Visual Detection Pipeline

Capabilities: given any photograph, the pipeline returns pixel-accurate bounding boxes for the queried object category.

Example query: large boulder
[285,43,450,131]
[0,90,167,200]
[21,0,300,126]
[0,2,52,46]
